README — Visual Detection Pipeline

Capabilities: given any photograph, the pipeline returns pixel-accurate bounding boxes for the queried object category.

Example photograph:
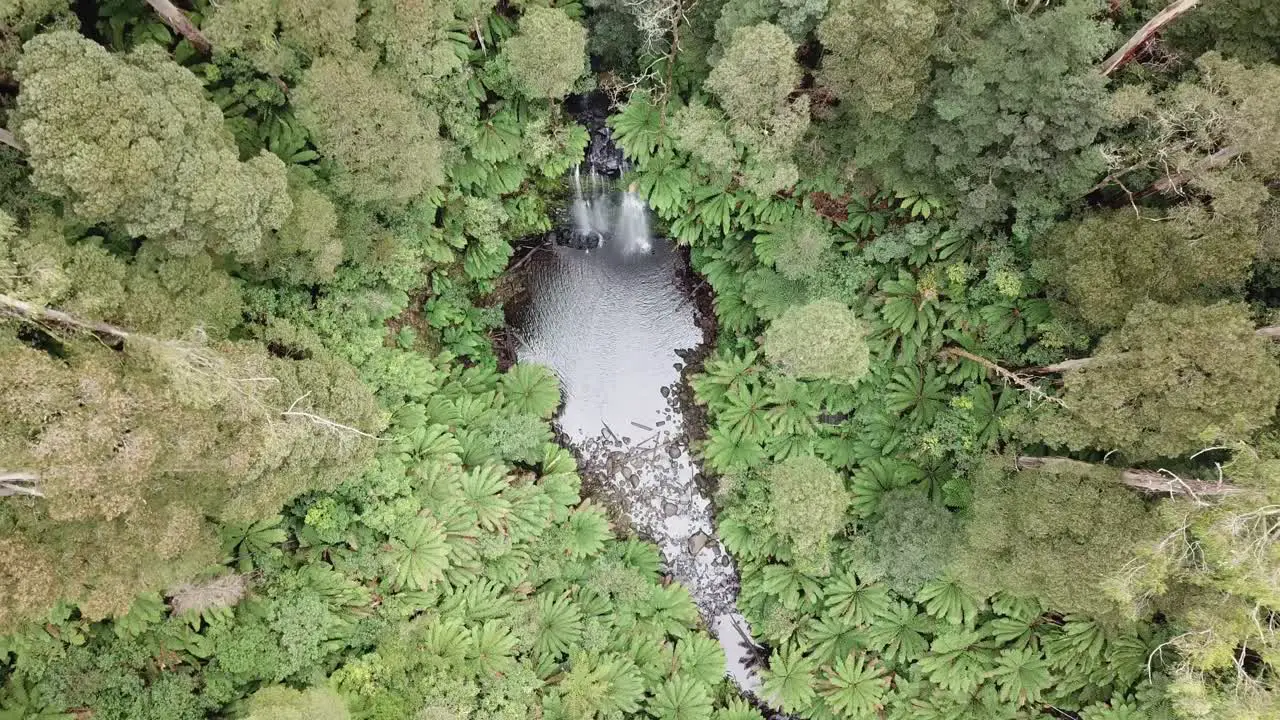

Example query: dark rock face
[567,91,628,177]
[587,126,627,176]
[547,227,606,250]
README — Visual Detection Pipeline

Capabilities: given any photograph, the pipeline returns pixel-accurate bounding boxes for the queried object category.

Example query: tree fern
[608,93,666,162]
[713,698,765,720]
[460,464,512,531]
[533,593,584,657]
[222,515,287,572]
[990,647,1054,706]
[386,516,451,591]
[467,620,518,675]
[917,629,996,695]
[702,426,765,473]
[824,573,892,626]
[501,363,561,418]
[863,601,932,666]
[916,577,982,626]
[761,645,819,713]
[649,676,714,720]
[719,381,772,440]
[675,634,727,685]
[563,505,611,558]
[820,654,890,718]
[802,613,863,665]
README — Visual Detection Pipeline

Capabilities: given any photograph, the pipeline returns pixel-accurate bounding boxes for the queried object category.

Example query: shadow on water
[506,159,772,700]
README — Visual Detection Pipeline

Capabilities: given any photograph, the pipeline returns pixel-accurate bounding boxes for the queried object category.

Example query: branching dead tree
[1100,0,1201,76]
[941,346,1067,407]
[145,0,212,54]
[1015,455,1243,498]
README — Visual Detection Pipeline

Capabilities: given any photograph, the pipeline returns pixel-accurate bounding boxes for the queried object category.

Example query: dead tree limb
[1015,455,1242,498]
[0,293,132,344]
[1143,145,1242,196]
[0,128,23,153]
[145,0,212,54]
[941,347,1067,407]
[1100,0,1201,76]
[0,472,43,498]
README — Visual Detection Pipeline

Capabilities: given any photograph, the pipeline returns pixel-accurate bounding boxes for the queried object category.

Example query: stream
[506,120,766,695]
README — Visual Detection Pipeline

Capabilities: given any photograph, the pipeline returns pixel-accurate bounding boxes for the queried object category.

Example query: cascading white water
[568,165,653,254]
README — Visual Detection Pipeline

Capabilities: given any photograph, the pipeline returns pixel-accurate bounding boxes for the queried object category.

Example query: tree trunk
[0,128,22,153]
[0,293,132,346]
[1015,455,1242,497]
[145,0,212,54]
[1143,145,1241,196]
[1027,357,1098,375]
[0,472,43,498]
[1100,0,1201,76]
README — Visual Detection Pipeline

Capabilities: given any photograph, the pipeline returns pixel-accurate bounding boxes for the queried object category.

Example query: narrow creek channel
[505,125,767,696]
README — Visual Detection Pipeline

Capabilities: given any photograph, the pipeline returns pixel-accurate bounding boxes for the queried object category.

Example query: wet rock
[626,472,640,488]
[663,502,679,517]
[673,363,684,371]
[656,420,666,427]
[688,531,711,555]
[660,386,671,398]
[667,445,681,459]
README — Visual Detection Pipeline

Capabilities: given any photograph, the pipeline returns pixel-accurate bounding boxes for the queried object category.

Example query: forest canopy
[1,1,1280,719]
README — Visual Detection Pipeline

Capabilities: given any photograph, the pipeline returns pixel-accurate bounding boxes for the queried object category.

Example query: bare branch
[283,394,378,439]
[145,0,212,54]
[941,347,1067,407]
[1100,0,1201,76]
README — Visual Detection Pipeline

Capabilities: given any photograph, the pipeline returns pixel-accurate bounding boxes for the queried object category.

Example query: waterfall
[565,165,653,255]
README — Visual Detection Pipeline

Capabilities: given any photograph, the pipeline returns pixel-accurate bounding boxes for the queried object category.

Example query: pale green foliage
[259,172,345,284]
[705,23,809,195]
[706,22,798,127]
[817,0,940,121]
[766,455,851,574]
[1106,52,1280,211]
[763,299,870,384]
[0,0,73,81]
[245,685,350,720]
[294,55,445,206]
[670,101,739,175]
[1035,209,1259,330]
[0,323,383,626]
[0,211,244,338]
[952,457,1165,616]
[204,0,298,76]
[766,211,835,280]
[359,0,464,97]
[1040,302,1280,460]
[850,489,959,596]
[279,0,360,56]
[502,7,587,99]
[15,31,292,258]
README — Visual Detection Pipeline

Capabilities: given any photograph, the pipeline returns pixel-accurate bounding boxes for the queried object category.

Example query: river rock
[667,445,681,459]
[687,531,711,555]
[663,502,679,517]
[660,386,670,398]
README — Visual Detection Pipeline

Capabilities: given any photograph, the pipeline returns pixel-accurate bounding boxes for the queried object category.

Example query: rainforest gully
[2,0,1280,718]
